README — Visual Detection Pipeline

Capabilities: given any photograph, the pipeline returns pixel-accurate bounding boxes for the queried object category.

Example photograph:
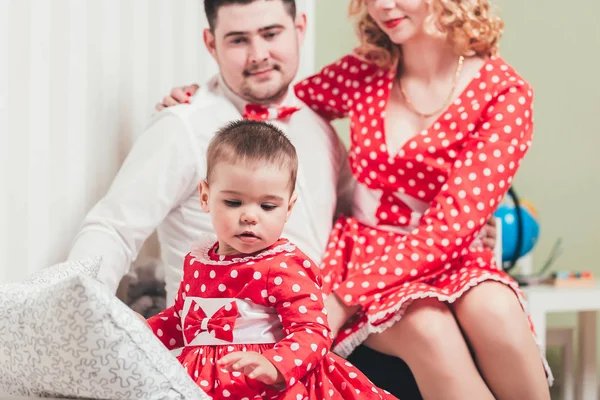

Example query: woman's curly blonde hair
[349,0,504,69]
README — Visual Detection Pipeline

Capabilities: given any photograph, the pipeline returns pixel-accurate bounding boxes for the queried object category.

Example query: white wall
[0,0,316,283]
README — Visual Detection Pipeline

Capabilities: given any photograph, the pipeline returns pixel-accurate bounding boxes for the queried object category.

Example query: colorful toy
[548,271,596,288]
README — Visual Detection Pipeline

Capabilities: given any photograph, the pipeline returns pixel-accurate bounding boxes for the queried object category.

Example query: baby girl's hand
[134,311,151,329]
[218,351,284,386]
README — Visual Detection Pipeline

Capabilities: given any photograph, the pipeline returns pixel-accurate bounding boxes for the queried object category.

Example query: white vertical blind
[0,0,316,283]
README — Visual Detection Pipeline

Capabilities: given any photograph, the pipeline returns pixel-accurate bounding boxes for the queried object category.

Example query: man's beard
[241,63,291,104]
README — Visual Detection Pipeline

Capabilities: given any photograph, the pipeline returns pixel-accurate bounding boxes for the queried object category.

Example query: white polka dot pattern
[147,236,394,399]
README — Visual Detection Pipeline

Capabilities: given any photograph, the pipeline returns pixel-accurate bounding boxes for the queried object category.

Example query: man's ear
[203,28,217,60]
[198,180,211,213]
[294,13,307,46]
[285,190,298,222]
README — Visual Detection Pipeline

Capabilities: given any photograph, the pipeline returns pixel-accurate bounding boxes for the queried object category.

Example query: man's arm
[68,114,202,293]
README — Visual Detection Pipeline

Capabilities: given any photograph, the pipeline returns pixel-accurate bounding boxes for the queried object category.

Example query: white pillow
[0,260,209,400]
[22,256,102,285]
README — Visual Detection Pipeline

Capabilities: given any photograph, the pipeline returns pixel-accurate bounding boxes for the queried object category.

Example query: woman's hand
[324,293,360,339]
[219,351,284,386]
[155,83,199,112]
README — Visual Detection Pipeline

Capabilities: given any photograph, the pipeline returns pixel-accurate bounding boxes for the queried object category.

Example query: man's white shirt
[68,75,354,305]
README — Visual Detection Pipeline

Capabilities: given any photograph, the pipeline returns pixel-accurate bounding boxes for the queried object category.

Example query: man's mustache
[243,64,281,77]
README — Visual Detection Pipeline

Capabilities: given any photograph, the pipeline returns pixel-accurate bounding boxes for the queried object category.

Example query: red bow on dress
[184,300,239,343]
[243,104,301,121]
[376,191,413,227]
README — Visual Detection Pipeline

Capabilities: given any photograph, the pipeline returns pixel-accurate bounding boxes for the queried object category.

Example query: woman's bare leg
[451,281,550,400]
[363,298,494,400]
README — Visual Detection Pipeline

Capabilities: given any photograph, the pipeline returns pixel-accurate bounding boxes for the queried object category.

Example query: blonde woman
[296,1,551,398]
[160,1,550,398]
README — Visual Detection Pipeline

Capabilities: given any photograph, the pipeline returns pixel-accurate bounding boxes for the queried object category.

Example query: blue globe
[494,201,540,262]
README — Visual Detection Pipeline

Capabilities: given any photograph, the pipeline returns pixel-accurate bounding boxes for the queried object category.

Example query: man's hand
[481,216,498,250]
[218,351,284,386]
[155,84,200,112]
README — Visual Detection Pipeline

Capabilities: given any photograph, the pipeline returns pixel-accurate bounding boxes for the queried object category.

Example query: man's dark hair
[204,0,296,31]
[206,120,298,191]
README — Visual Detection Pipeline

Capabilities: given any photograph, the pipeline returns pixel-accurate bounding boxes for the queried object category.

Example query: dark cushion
[346,345,422,400]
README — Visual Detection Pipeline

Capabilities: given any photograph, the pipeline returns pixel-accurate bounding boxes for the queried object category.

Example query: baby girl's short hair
[206,120,298,190]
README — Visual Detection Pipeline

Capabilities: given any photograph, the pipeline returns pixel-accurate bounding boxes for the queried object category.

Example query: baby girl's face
[199,160,297,256]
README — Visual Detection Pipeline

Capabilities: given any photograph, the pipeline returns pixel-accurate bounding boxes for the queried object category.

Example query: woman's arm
[294,53,370,121]
[155,53,369,120]
[155,84,199,112]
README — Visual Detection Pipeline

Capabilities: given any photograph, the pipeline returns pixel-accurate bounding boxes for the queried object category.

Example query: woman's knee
[366,298,468,364]
[400,298,462,348]
[454,282,531,347]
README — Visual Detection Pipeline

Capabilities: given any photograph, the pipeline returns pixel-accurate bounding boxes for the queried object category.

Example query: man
[68,0,353,305]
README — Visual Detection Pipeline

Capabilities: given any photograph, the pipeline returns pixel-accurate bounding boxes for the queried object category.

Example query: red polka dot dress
[148,236,396,400]
[295,54,552,384]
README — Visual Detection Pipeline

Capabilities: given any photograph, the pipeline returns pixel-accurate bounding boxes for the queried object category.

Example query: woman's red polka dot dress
[148,236,397,399]
[295,54,552,383]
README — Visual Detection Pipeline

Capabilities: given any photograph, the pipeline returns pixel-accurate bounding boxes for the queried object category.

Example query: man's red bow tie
[243,104,301,121]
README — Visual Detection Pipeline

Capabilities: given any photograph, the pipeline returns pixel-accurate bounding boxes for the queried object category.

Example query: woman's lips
[384,18,405,29]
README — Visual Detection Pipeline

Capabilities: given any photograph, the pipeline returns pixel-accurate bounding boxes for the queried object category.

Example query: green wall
[314,0,600,384]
